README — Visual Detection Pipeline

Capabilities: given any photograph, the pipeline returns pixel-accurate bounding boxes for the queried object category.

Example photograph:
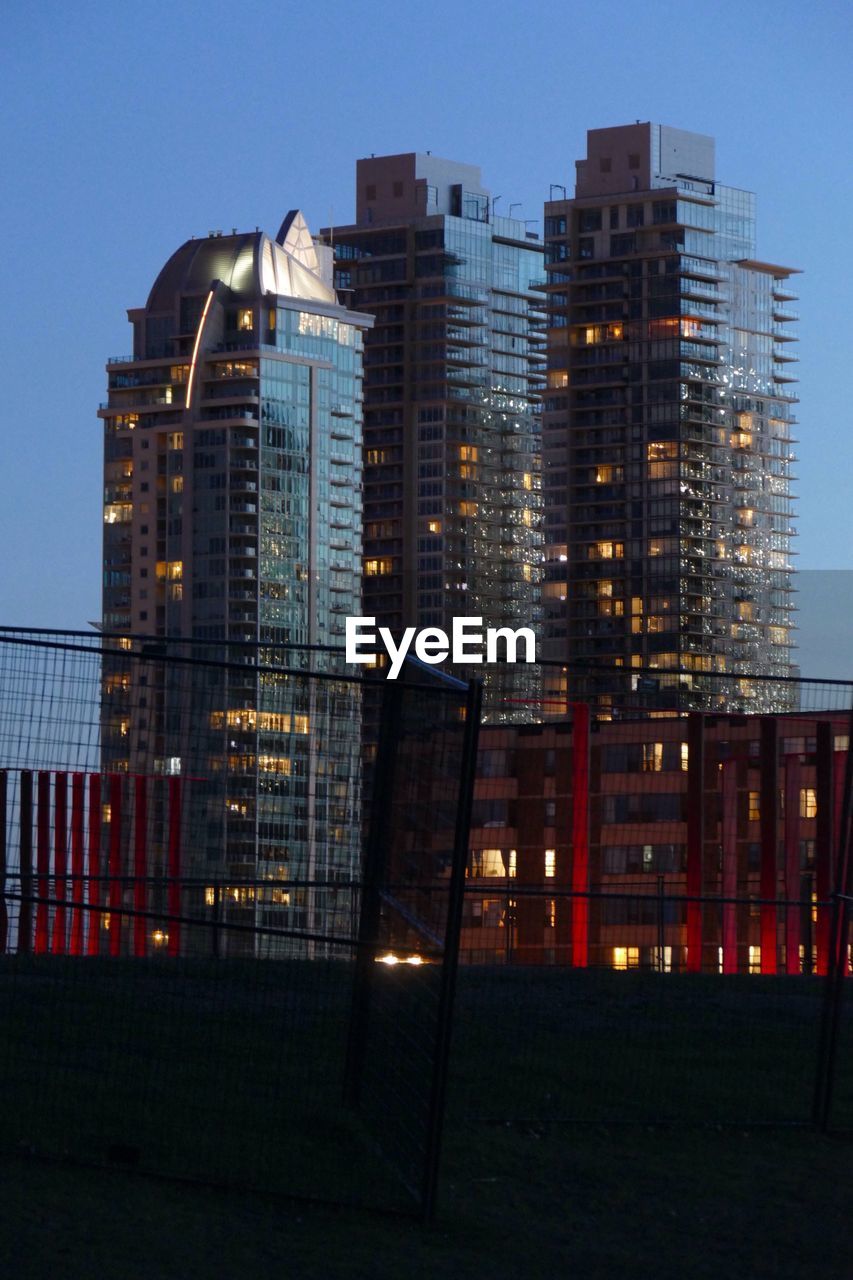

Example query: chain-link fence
[460,664,853,1137]
[0,629,480,1219]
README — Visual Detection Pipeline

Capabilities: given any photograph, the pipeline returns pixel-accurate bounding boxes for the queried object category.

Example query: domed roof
[146,212,335,311]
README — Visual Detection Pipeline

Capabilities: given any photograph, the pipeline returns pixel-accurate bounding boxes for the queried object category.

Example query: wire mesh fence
[2,629,853,1220]
[0,629,480,1218]
[459,665,853,1141]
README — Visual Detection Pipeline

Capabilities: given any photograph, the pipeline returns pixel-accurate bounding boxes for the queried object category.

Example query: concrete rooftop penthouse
[354,152,490,225]
[576,123,716,198]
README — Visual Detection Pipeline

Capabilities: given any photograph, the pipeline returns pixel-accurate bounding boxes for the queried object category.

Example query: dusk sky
[2,0,851,671]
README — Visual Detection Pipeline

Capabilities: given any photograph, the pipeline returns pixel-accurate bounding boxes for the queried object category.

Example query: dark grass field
[1,958,851,1278]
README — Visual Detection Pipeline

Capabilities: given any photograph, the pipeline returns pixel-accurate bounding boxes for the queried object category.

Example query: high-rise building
[323,154,546,720]
[99,214,372,943]
[542,125,799,713]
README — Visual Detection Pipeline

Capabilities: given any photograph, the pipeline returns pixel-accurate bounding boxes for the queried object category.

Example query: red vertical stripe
[815,723,833,976]
[109,774,122,958]
[570,703,589,968]
[51,773,68,954]
[18,771,33,954]
[832,745,848,975]
[759,717,779,974]
[168,777,182,958]
[87,774,102,955]
[784,753,801,974]
[686,714,704,973]
[134,776,147,957]
[758,721,778,967]
[35,772,50,954]
[721,759,738,974]
[69,774,85,956]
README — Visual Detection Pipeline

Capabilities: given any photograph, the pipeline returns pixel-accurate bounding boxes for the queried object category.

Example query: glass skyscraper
[100,213,372,947]
[542,125,798,713]
[324,154,546,721]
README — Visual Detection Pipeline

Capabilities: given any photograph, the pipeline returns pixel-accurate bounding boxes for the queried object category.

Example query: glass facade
[542,130,798,713]
[327,168,546,721]
[100,225,370,949]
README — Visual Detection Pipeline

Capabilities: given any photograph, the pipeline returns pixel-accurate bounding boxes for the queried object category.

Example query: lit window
[427,520,442,534]
[545,849,556,878]
[799,788,817,819]
[459,501,478,517]
[365,557,393,576]
[459,445,478,462]
[613,946,639,971]
[589,540,623,560]
[748,791,760,821]
[237,309,253,331]
[748,945,761,975]
[171,476,184,493]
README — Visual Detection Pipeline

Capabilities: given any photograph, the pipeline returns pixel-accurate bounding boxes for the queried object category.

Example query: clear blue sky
[1,0,851,644]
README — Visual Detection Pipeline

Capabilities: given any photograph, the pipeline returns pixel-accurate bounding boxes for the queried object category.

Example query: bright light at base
[376,952,426,966]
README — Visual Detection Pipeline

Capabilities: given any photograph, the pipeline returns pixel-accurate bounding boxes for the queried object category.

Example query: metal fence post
[813,701,853,1130]
[657,873,665,972]
[343,678,404,1109]
[212,879,222,959]
[421,677,483,1223]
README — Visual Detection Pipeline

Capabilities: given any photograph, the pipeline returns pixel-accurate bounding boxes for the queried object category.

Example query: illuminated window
[171,476,184,493]
[522,472,533,490]
[589,541,623,560]
[613,946,639,971]
[365,557,393,576]
[799,788,817,819]
[237,309,253,331]
[459,501,478,517]
[459,445,478,462]
[545,849,556,878]
[366,449,387,465]
[104,503,132,525]
[459,463,477,480]
[748,791,760,821]
[258,755,292,775]
[681,743,689,771]
[748,945,761,975]
[470,848,515,878]
[641,743,663,772]
[548,370,569,388]
[168,432,183,450]
[427,520,442,534]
